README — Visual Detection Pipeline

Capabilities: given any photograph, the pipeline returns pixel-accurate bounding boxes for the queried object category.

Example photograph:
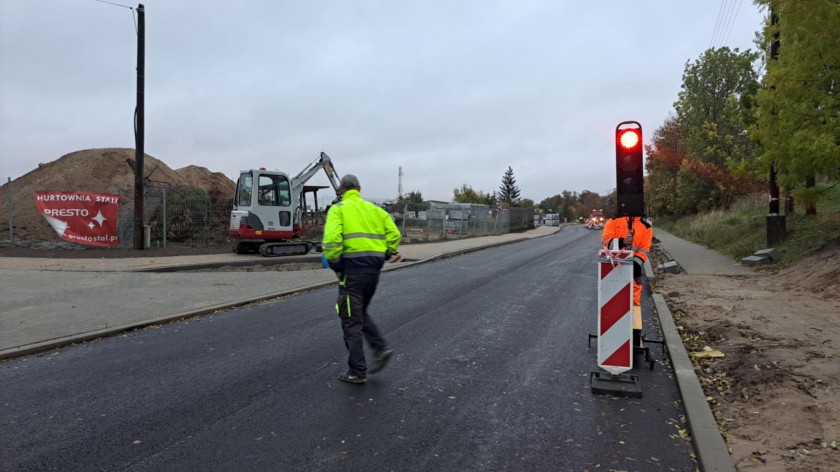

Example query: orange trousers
[633,280,642,306]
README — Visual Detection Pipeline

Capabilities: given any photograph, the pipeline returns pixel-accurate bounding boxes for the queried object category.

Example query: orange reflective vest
[601,217,652,264]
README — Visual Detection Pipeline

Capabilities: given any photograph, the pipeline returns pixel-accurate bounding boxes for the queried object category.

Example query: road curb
[652,293,735,472]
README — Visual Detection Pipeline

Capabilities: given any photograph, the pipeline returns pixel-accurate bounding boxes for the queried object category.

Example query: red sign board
[34,191,121,247]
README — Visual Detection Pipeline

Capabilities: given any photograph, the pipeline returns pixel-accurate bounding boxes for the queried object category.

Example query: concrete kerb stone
[740,255,769,267]
[652,293,735,472]
[754,248,780,262]
[660,261,682,274]
[134,254,323,273]
[644,259,655,283]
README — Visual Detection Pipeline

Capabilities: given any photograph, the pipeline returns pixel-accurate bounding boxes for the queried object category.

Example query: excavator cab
[228,153,342,256]
[229,169,302,254]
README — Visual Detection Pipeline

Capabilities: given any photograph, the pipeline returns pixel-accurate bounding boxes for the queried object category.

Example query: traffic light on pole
[615,121,644,217]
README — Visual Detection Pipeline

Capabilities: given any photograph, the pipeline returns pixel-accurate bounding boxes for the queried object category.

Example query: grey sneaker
[368,348,394,374]
[338,371,366,384]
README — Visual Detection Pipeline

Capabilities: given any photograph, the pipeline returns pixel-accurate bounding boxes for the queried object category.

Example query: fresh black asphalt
[1,226,696,471]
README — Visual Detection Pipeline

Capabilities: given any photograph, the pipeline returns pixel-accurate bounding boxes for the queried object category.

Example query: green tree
[577,190,604,214]
[453,184,496,205]
[516,198,535,209]
[647,117,687,216]
[405,190,424,204]
[497,167,521,205]
[539,194,566,215]
[753,0,840,214]
[674,47,761,210]
[394,190,427,212]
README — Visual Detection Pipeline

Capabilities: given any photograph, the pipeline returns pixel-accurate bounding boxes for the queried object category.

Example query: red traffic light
[618,129,640,150]
[615,121,644,216]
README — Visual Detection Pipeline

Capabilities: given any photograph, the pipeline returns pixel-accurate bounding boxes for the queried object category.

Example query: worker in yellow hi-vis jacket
[323,174,401,384]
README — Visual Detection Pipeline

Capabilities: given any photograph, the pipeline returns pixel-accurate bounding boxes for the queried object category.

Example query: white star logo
[92,210,107,227]
[88,221,95,229]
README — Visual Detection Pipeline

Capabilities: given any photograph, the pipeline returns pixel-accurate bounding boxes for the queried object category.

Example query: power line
[710,0,728,49]
[711,0,744,50]
[93,0,138,33]
[718,0,734,47]
[93,0,132,9]
[721,0,743,47]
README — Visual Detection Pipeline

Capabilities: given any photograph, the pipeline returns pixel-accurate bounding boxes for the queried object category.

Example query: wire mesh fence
[391,202,534,243]
[121,187,233,249]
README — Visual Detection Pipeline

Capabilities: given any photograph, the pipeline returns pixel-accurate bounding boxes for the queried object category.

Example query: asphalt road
[1,226,696,471]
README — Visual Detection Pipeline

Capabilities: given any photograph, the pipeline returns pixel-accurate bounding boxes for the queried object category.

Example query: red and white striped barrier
[597,249,634,375]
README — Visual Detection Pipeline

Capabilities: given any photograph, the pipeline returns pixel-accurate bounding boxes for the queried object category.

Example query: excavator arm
[291,152,341,197]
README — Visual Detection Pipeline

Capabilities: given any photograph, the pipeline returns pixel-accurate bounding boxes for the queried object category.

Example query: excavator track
[232,241,261,254]
[258,242,312,257]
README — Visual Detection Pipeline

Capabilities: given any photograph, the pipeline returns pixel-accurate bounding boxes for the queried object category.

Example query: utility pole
[766,6,786,245]
[133,4,145,249]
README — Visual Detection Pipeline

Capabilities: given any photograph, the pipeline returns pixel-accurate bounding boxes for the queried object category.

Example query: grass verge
[655,183,840,265]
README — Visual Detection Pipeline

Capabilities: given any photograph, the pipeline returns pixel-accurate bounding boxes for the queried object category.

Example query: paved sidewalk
[0,226,559,359]
[655,229,753,276]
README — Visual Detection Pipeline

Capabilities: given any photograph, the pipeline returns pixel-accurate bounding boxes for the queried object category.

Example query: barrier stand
[633,305,657,370]
[588,249,642,397]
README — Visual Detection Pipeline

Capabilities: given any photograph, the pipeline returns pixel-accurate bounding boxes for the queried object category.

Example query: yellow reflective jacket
[322,189,401,274]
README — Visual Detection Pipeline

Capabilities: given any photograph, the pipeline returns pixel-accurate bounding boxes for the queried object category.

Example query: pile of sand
[0,148,234,241]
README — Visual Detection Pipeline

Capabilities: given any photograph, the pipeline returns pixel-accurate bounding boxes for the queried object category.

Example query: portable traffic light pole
[589,121,648,397]
[615,121,644,217]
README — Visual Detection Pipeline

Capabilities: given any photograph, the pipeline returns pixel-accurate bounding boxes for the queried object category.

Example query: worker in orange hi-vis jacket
[601,216,653,345]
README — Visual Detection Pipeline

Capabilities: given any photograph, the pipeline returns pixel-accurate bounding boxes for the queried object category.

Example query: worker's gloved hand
[386,251,402,263]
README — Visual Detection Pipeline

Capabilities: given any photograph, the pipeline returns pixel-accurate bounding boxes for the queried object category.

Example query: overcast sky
[1,0,764,203]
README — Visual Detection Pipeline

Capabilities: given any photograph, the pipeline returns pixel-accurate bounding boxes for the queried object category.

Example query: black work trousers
[336,273,388,375]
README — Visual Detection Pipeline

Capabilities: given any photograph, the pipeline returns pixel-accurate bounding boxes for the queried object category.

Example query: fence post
[204,189,210,246]
[7,177,13,244]
[402,203,407,235]
[117,187,125,247]
[162,188,168,247]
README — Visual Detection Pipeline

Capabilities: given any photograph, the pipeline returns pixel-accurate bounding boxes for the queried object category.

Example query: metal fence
[2,179,534,249]
[123,187,233,248]
[0,181,235,249]
[392,202,534,243]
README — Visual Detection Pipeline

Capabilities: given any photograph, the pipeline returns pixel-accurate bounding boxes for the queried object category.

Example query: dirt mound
[174,165,235,195]
[773,238,840,297]
[0,148,234,241]
[655,242,840,471]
